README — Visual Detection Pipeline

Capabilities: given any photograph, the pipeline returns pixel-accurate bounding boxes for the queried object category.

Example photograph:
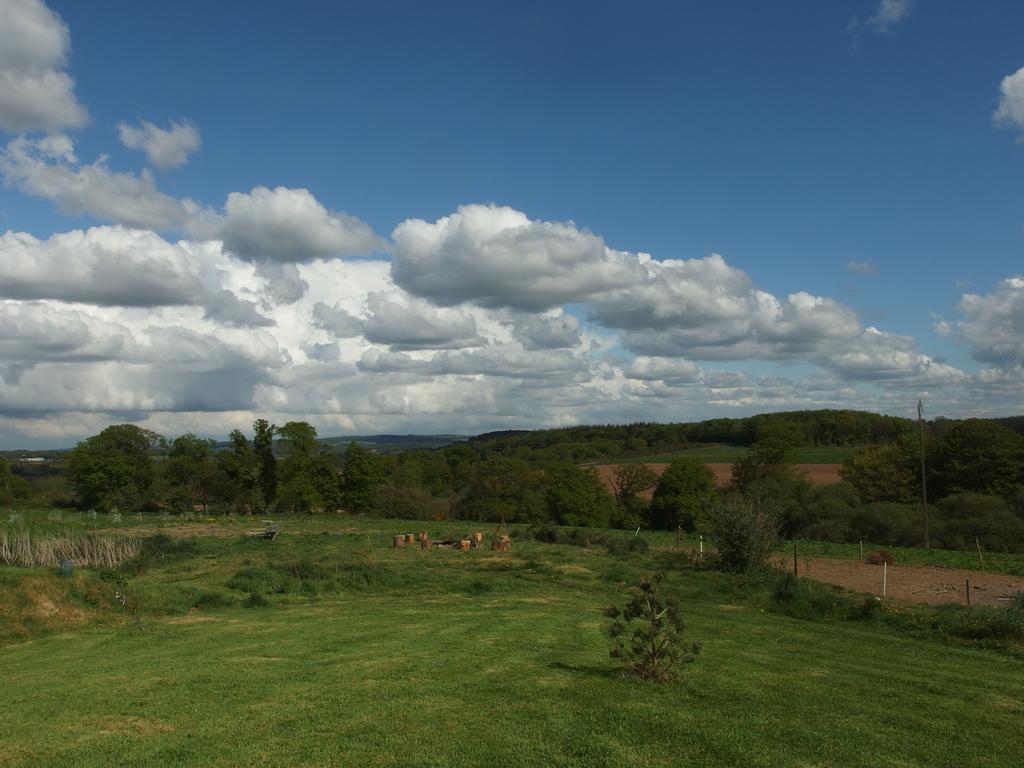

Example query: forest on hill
[468,409,914,462]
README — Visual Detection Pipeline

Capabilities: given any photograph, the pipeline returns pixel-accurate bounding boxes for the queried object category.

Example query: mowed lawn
[1,523,1023,767]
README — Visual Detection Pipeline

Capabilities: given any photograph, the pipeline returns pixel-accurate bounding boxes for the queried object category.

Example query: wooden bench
[248,522,278,540]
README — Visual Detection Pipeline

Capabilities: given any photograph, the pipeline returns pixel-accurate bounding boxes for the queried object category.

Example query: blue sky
[0,0,1022,447]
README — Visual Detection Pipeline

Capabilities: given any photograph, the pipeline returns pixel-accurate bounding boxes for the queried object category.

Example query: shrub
[604,573,699,681]
[933,494,1024,553]
[524,525,610,547]
[192,590,234,609]
[606,536,649,556]
[704,501,778,571]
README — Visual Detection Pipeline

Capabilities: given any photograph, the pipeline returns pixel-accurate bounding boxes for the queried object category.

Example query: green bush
[704,501,778,571]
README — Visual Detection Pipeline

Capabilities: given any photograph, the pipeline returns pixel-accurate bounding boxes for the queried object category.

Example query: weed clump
[949,592,1024,641]
[525,525,610,547]
[604,573,699,681]
[226,559,393,595]
[192,591,235,609]
[120,534,198,575]
[606,536,649,556]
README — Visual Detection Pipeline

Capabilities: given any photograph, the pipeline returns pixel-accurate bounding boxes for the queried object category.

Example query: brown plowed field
[592,462,842,496]
[773,556,1024,607]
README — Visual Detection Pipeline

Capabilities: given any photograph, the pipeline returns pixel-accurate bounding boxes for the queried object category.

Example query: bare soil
[593,462,843,496]
[776,556,1024,607]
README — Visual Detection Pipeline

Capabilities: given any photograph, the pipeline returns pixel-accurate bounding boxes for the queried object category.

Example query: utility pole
[918,399,929,549]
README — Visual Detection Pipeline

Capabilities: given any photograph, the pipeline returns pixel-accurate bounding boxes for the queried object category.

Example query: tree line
[4,410,1023,552]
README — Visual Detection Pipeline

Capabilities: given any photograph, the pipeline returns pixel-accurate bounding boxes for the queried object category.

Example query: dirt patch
[777,556,1024,607]
[592,462,842,496]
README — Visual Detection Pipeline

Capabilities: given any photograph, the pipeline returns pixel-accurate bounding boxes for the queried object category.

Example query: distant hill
[208,434,466,454]
[317,434,467,453]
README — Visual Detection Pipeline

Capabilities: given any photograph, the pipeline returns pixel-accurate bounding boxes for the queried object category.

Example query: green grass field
[1,513,1023,767]
[613,444,858,464]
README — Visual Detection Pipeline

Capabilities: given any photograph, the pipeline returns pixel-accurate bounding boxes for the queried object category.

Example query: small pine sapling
[604,573,699,681]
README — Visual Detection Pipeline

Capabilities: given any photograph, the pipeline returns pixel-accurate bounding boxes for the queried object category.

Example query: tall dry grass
[0,529,141,568]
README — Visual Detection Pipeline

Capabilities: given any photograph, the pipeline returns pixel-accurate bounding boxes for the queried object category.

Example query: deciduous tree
[68,425,164,511]
[647,457,716,532]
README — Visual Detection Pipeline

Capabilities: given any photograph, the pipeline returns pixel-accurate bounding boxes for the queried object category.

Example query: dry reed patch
[0,530,140,568]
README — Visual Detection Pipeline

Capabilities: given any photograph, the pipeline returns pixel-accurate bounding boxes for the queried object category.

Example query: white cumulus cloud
[994,66,1024,135]
[118,119,201,169]
[391,203,643,311]
[1,135,199,230]
[0,0,88,132]
[940,276,1024,368]
[0,226,205,306]
[220,186,382,264]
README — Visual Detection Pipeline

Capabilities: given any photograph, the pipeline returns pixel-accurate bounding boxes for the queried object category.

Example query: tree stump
[405,533,416,546]
[393,535,406,548]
